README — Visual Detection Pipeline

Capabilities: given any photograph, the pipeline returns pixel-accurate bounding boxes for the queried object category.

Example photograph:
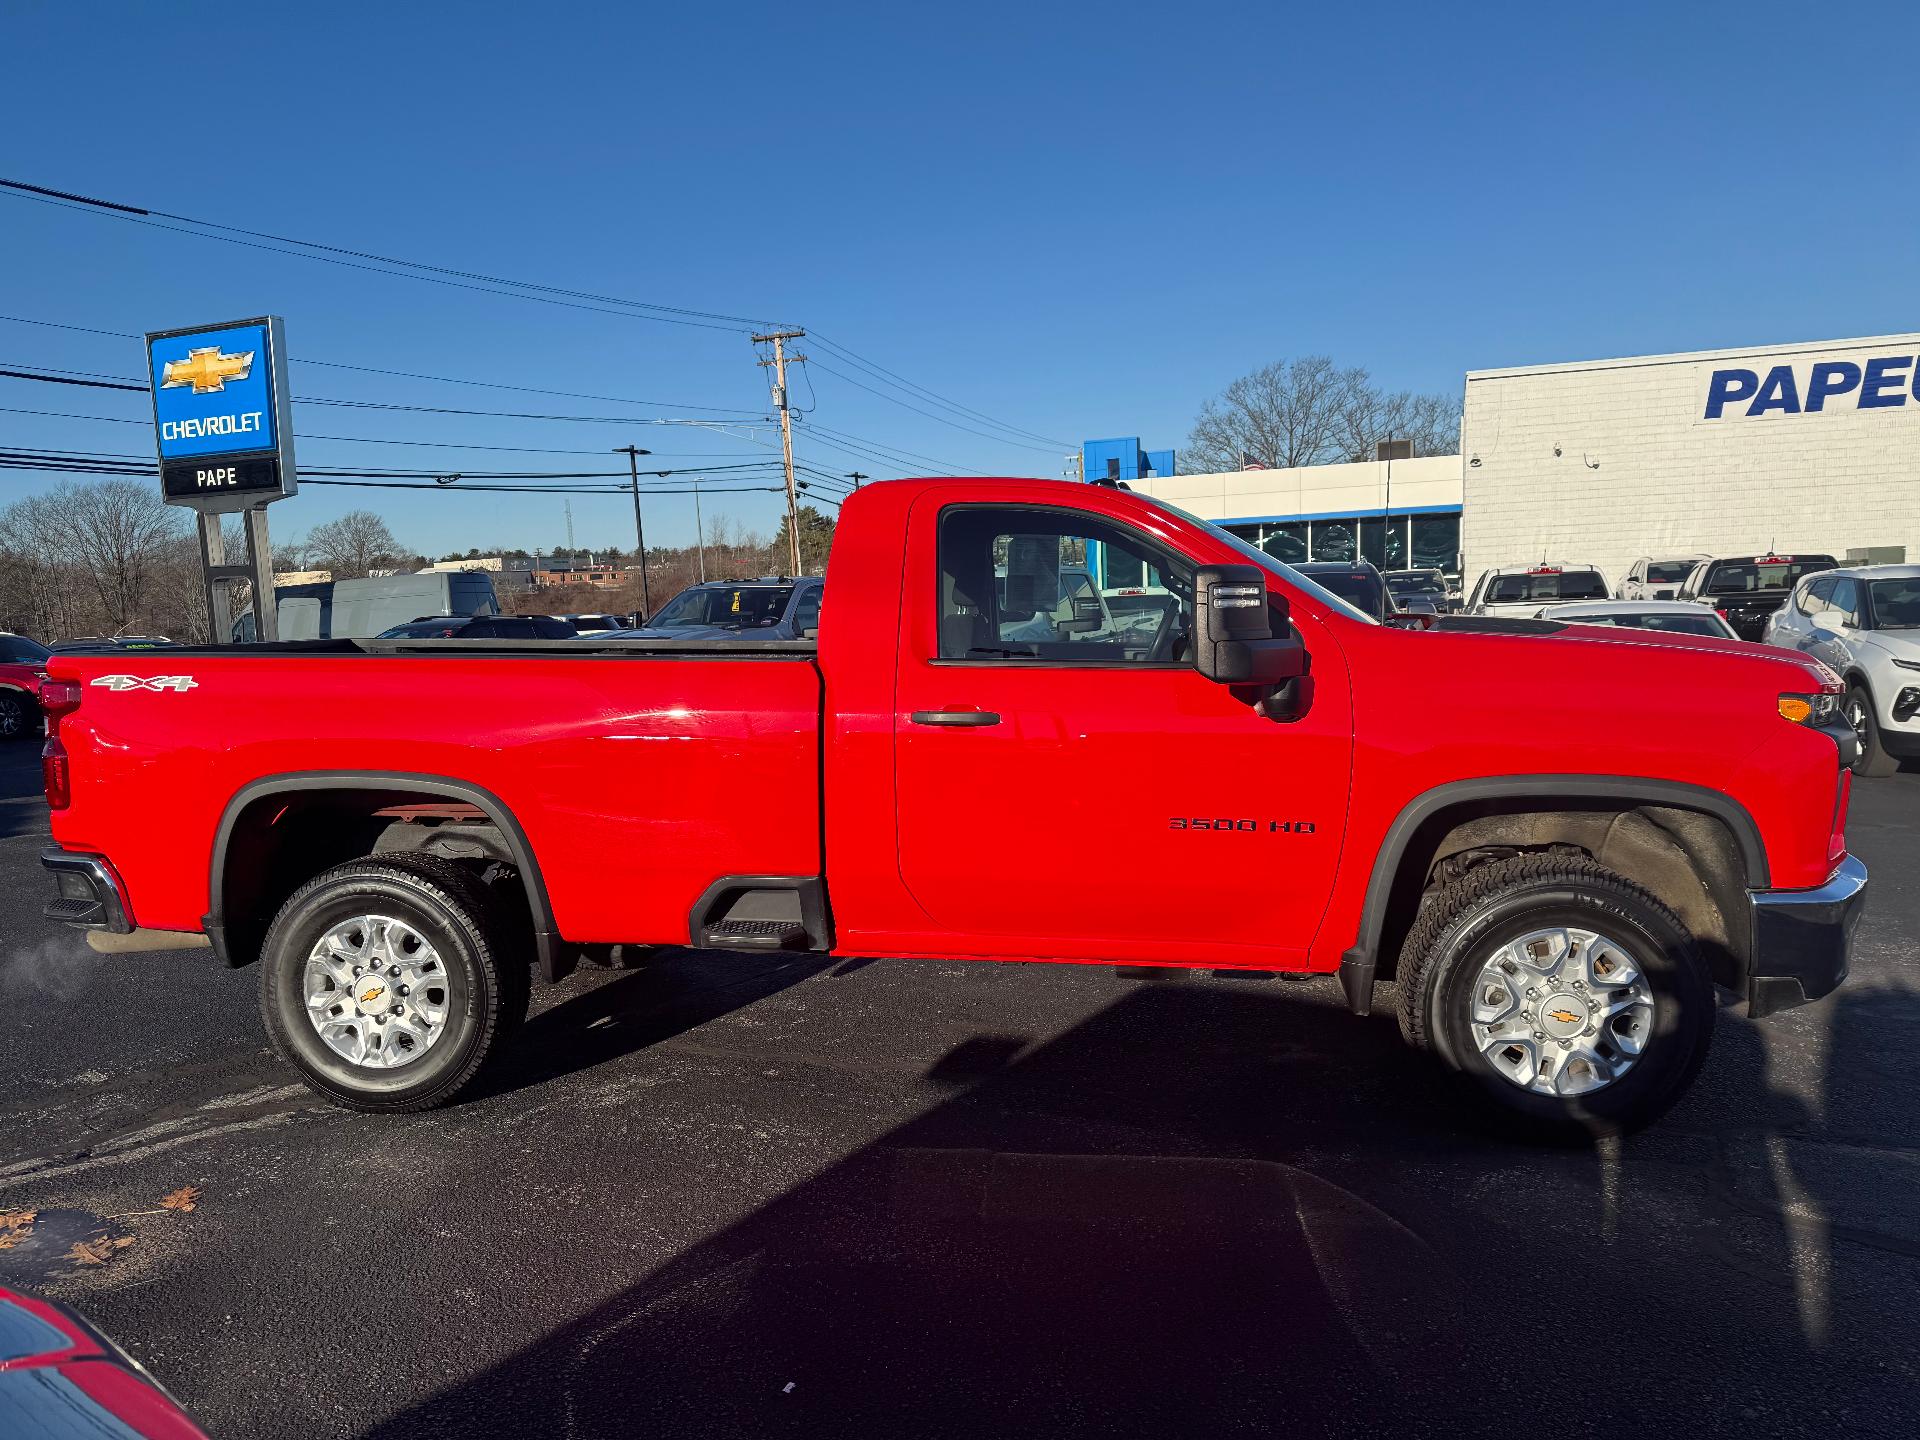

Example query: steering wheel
[1145,598,1185,663]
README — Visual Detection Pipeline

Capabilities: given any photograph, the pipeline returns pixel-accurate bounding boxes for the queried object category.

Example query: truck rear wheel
[258,856,530,1112]
[1396,855,1714,1139]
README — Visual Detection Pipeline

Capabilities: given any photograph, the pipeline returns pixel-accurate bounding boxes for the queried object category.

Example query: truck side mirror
[1192,565,1307,691]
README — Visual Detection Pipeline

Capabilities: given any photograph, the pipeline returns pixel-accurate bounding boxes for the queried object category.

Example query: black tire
[1847,683,1900,778]
[1396,854,1714,1140]
[258,855,531,1112]
[0,690,35,742]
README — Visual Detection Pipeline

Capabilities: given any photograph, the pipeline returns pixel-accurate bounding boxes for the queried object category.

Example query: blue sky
[3,1,1916,556]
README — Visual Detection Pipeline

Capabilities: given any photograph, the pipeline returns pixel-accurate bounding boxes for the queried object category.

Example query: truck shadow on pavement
[472,951,838,1101]
[361,967,1917,1439]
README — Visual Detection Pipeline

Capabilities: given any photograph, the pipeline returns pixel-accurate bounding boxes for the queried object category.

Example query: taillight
[40,680,80,810]
[40,679,82,728]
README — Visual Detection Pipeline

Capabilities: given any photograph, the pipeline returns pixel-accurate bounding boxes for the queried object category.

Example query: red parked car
[0,1285,208,1437]
[0,632,50,741]
[36,478,1866,1136]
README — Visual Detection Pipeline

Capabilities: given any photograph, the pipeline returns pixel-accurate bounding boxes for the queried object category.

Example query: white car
[1762,565,1920,775]
[1618,554,1712,600]
[1463,564,1611,617]
[1531,599,1739,639]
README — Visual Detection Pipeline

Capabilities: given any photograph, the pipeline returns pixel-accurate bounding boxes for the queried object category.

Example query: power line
[804,330,1072,447]
[0,180,782,335]
[0,317,769,415]
[0,363,779,430]
[802,356,1063,455]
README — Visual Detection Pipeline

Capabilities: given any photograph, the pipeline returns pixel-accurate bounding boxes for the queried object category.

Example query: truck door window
[938,508,1193,663]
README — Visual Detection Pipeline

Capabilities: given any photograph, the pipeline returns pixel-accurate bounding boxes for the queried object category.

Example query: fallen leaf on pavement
[159,1186,201,1213]
[0,1210,35,1250]
[66,1235,135,1266]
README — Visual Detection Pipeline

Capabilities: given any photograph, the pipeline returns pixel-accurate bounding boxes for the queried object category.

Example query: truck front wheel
[1396,855,1714,1139]
[258,856,530,1112]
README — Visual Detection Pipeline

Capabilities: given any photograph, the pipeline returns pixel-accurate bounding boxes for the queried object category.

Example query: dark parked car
[376,614,579,640]
[1676,552,1838,641]
[1295,561,1388,620]
[615,576,825,640]
[0,632,50,740]
[1382,567,1452,614]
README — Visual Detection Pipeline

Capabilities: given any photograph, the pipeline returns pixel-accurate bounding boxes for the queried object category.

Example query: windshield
[0,636,51,663]
[650,586,794,629]
[1138,495,1378,624]
[1489,571,1609,602]
[1564,612,1731,637]
[1867,577,1920,629]
[1646,561,1698,584]
[1706,558,1833,595]
[1385,571,1444,595]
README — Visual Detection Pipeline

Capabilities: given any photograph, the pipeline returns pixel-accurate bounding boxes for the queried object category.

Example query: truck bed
[47,643,825,946]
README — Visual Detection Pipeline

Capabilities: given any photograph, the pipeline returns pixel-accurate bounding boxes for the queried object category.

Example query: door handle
[910,709,1001,727]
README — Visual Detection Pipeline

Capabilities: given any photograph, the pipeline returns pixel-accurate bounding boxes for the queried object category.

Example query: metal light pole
[613,445,653,617]
[692,474,706,583]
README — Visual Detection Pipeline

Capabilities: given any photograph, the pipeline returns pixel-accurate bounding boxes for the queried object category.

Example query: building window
[1410,514,1461,573]
[1310,520,1356,562]
[1259,524,1307,563]
[1357,517,1410,568]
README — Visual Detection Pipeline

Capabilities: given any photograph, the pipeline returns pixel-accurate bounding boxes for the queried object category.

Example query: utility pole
[691,474,707,582]
[613,444,654,617]
[753,329,806,575]
[846,471,869,490]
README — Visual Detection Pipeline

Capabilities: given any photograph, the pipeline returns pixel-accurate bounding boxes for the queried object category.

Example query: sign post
[145,316,297,642]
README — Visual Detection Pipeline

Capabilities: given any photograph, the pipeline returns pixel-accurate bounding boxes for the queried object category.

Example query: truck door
[892,500,1354,967]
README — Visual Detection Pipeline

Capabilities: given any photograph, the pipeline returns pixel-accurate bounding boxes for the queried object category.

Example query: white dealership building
[1459,332,1920,587]
[1114,330,1920,592]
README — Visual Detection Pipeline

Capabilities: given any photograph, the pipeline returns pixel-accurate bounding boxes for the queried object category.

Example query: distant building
[1081,437,1175,485]
[532,562,627,589]
[274,569,333,585]
[424,556,505,573]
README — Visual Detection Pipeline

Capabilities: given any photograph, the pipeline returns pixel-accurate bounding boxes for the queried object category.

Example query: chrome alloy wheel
[1468,926,1656,1097]
[303,915,451,1070]
[1847,695,1870,750]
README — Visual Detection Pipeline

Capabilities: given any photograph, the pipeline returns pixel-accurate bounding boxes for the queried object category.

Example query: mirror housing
[1192,565,1307,687]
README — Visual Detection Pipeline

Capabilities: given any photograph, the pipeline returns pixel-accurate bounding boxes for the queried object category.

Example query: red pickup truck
[39,478,1866,1136]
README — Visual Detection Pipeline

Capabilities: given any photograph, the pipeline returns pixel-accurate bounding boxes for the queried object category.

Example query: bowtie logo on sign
[1704,353,1919,419]
[160,346,255,395]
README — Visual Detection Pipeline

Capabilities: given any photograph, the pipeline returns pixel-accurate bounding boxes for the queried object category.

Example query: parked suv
[1618,555,1711,601]
[1676,553,1837,642]
[1382,567,1451,615]
[1764,564,1920,775]
[1464,565,1611,617]
[0,632,51,740]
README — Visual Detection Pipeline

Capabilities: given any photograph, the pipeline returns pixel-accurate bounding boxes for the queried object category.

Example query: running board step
[701,918,810,950]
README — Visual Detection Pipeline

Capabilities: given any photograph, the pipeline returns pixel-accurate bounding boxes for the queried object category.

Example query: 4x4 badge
[89,675,199,693]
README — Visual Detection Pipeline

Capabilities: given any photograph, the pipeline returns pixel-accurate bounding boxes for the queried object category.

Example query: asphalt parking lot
[1,743,1917,1438]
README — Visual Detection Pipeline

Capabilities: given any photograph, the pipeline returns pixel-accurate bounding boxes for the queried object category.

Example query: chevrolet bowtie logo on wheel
[89,675,199,693]
[160,345,255,395]
[1548,1009,1581,1025]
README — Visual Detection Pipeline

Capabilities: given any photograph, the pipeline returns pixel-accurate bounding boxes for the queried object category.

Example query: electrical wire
[803,356,1062,454]
[0,180,779,335]
[0,312,769,416]
[804,330,1073,448]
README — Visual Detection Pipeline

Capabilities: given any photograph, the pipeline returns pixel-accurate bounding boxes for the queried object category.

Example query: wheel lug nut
[389,966,400,977]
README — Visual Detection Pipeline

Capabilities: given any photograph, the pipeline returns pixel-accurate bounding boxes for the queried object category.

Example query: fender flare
[1336,774,1768,1014]
[206,770,560,979]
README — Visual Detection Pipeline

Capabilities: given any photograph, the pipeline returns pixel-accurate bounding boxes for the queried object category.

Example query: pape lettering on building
[1704,355,1918,418]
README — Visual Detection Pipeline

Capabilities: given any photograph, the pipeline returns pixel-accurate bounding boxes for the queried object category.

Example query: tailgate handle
[910,709,1001,727]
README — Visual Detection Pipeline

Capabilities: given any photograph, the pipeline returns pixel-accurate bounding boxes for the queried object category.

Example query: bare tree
[56,481,185,634]
[1183,357,1459,473]
[304,510,404,580]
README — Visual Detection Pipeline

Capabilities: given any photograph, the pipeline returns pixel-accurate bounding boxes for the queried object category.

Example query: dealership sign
[146,316,297,511]
[1704,352,1918,420]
